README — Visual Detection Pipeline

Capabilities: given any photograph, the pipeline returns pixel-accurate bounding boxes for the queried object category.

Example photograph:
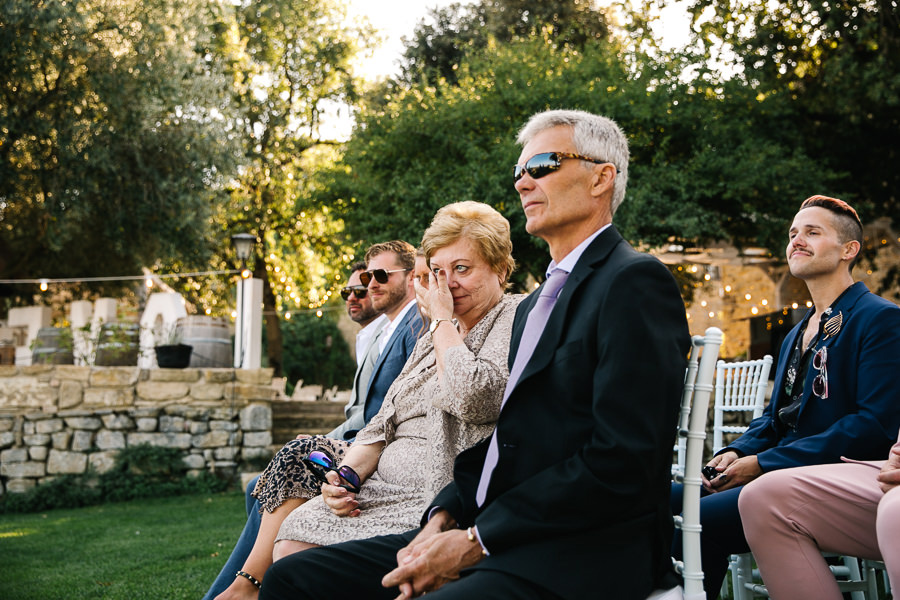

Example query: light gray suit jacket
[328,318,388,440]
[327,306,423,440]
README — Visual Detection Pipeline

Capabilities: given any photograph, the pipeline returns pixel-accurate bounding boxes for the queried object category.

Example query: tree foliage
[182,0,372,376]
[1,0,374,378]
[399,0,610,85]
[322,34,832,282]
[323,0,897,283]
[0,0,235,302]
[279,311,356,392]
[682,0,900,226]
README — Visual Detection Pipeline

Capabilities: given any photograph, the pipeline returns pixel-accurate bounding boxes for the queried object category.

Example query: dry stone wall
[0,365,278,495]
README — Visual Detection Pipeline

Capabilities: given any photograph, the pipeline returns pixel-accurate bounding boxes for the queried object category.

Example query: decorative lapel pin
[823,311,843,340]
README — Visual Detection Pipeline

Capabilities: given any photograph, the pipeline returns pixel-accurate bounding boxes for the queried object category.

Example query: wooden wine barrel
[175,316,232,368]
[31,327,75,365]
[95,323,140,366]
[0,343,14,365]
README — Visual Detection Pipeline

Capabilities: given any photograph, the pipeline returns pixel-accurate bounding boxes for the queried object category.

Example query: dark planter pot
[155,344,193,369]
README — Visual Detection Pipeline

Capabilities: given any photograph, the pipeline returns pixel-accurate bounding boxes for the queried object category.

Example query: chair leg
[731,553,758,600]
[863,560,878,600]
[829,556,869,600]
[844,556,866,600]
[728,554,741,600]
[856,558,891,600]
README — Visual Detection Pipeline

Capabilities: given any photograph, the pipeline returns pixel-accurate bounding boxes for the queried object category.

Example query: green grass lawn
[0,490,246,599]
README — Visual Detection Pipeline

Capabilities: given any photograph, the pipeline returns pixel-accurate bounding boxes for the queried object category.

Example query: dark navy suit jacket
[427,227,690,600]
[729,281,900,469]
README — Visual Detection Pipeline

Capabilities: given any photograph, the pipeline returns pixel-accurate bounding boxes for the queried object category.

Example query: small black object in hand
[702,465,721,480]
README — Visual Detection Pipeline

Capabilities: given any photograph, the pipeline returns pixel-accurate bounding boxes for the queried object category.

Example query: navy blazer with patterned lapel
[729,281,900,470]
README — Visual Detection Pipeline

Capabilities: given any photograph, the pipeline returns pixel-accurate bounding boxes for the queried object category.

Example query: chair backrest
[675,327,723,600]
[672,333,704,478]
[712,356,773,453]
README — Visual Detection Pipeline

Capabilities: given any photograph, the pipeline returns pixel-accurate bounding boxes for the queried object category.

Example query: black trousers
[258,528,562,600]
[671,483,751,600]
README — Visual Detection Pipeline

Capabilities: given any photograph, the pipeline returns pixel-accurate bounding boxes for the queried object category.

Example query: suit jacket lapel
[364,306,413,400]
[348,321,387,411]
[797,282,868,409]
[507,227,624,396]
[777,309,812,391]
[506,294,535,370]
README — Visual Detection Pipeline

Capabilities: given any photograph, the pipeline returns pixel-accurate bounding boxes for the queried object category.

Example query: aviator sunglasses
[302,450,362,493]
[812,346,828,399]
[359,268,411,286]
[513,151,616,182]
[340,285,368,301]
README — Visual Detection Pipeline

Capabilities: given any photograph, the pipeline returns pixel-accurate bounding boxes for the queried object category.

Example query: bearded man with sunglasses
[328,262,389,442]
[352,240,423,430]
[205,250,420,600]
[673,196,900,599]
[344,261,387,354]
[260,110,691,600]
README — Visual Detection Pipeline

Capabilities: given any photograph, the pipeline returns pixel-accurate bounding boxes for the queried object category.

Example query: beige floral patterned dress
[275,294,524,545]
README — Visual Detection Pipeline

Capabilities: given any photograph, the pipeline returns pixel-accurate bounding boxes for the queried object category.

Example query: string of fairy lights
[4,260,822,324]
[19,236,900,328]
[673,263,815,335]
[263,252,359,319]
[0,261,354,322]
[666,230,900,333]
[8,223,898,322]
[0,270,239,288]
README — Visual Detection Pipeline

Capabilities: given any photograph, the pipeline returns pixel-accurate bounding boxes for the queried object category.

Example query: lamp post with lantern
[231,233,261,369]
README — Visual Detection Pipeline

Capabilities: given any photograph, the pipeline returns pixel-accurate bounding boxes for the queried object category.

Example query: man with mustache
[675,195,900,599]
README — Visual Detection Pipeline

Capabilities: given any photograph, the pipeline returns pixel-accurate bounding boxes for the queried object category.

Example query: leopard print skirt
[251,435,350,513]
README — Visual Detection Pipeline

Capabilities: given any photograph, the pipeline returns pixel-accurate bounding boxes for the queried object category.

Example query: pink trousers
[738,461,900,599]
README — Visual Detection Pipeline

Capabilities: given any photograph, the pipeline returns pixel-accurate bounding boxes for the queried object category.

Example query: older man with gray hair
[260,109,690,600]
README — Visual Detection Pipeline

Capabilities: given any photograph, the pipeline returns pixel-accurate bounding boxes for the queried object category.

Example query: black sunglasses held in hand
[303,450,361,493]
[340,285,368,301]
[359,268,410,286]
[513,151,615,182]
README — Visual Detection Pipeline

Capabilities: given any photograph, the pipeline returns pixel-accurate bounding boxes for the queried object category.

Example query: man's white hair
[517,109,629,215]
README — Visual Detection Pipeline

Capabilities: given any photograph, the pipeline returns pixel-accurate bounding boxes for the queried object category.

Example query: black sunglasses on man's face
[359,268,410,286]
[340,285,368,301]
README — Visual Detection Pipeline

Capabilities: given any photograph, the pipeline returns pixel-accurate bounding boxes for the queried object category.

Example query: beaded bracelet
[236,570,262,589]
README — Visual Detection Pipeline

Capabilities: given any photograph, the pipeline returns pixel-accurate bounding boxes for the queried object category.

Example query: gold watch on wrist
[429,317,458,334]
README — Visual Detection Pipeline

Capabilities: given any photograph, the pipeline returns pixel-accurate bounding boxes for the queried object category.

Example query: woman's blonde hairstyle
[421,201,516,287]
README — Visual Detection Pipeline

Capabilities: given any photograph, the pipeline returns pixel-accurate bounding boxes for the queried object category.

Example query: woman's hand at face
[415,268,454,321]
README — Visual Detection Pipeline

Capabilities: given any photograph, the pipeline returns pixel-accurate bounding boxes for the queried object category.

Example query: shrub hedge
[0,444,231,514]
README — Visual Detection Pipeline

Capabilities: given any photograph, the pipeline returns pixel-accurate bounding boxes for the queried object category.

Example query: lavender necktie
[476,268,570,505]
